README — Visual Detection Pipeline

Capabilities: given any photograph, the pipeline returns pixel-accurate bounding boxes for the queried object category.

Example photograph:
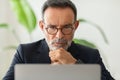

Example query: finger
[51,61,61,65]
[50,55,58,62]
[49,50,56,57]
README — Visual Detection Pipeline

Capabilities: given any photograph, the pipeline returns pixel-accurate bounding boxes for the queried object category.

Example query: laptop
[15,64,101,80]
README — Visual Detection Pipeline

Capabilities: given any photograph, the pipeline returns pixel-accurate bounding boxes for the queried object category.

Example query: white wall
[0,0,120,79]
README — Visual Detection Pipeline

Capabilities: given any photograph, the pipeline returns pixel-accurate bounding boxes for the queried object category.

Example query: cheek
[65,34,74,41]
[43,28,54,41]
[45,33,55,42]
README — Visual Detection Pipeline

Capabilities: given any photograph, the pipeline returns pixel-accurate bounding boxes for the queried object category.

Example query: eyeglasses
[44,24,74,35]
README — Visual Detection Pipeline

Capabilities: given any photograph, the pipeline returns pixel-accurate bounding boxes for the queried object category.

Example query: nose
[56,29,64,38]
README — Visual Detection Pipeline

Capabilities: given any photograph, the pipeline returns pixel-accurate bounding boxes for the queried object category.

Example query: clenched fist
[49,48,77,64]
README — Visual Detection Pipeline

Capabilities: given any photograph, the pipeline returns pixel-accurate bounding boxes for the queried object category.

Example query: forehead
[43,7,75,25]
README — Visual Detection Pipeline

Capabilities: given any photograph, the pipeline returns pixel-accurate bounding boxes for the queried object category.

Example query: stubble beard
[45,37,72,51]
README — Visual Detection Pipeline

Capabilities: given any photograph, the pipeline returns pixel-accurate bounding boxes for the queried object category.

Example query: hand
[49,48,77,64]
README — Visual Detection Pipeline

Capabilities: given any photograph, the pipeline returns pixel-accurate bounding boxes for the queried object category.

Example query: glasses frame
[44,23,75,35]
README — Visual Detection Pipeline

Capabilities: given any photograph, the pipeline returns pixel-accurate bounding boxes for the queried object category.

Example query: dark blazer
[3,39,114,80]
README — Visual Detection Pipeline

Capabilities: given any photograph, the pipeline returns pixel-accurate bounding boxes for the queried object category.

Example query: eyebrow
[46,23,73,27]
[63,24,73,27]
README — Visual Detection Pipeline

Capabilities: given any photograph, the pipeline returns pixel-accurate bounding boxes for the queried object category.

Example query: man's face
[39,7,79,50]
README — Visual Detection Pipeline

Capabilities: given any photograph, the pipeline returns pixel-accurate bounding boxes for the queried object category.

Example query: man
[3,0,114,80]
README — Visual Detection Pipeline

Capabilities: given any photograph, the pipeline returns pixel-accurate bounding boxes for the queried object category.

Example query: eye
[64,24,73,29]
[48,25,56,29]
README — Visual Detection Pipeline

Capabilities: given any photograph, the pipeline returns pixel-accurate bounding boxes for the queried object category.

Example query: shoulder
[71,42,101,63]
[19,39,45,47]
[16,39,47,57]
[72,42,99,54]
[14,39,47,62]
[18,39,45,51]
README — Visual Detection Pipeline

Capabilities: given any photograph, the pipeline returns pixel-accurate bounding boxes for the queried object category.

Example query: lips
[53,42,65,46]
[55,42,65,44]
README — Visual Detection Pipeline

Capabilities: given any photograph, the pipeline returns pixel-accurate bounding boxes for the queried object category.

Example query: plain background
[0,0,120,80]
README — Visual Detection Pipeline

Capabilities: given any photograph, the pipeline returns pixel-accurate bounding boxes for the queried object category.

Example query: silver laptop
[15,64,101,80]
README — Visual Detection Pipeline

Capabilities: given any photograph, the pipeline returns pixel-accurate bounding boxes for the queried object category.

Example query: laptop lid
[15,64,101,80]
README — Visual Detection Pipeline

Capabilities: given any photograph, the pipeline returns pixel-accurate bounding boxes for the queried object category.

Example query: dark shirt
[3,39,114,80]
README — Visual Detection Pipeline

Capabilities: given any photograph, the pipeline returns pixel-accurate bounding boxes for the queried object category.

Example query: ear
[39,20,44,30]
[74,20,79,30]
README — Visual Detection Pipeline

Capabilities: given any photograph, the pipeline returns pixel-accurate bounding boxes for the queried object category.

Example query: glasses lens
[46,27,57,35]
[45,24,74,35]
[62,27,73,35]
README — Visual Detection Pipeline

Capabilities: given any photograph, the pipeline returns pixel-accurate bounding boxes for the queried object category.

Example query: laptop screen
[15,64,101,80]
